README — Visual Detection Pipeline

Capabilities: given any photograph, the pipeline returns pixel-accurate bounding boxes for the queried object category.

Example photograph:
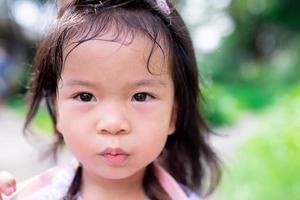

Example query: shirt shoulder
[188,191,203,200]
[180,184,203,200]
[8,164,76,200]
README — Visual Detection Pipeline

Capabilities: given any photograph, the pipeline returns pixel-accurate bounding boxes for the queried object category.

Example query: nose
[95,105,131,135]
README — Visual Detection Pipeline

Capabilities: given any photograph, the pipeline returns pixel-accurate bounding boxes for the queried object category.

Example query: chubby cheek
[137,105,176,135]
[57,116,93,165]
[56,116,80,151]
[136,131,168,166]
[56,104,93,152]
[56,102,91,133]
[133,125,169,166]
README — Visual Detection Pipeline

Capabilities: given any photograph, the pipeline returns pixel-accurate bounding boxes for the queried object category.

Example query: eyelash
[74,92,96,102]
[131,92,154,102]
[73,92,154,102]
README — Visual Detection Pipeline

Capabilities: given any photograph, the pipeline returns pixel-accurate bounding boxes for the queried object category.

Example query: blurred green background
[0,0,299,199]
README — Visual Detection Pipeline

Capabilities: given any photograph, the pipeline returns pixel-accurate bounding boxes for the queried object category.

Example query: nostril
[95,119,131,135]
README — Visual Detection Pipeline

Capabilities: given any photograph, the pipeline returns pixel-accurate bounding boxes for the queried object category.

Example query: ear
[168,102,177,135]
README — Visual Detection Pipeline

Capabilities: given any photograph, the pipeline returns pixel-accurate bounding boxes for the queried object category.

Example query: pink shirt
[5,161,201,200]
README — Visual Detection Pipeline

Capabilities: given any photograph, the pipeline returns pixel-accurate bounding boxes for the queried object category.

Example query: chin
[99,166,146,181]
[100,171,136,180]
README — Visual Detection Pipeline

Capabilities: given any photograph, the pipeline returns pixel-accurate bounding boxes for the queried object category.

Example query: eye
[132,92,153,102]
[74,92,96,102]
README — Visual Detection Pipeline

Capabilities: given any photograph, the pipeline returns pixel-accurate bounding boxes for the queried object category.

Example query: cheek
[56,106,70,136]
[136,101,174,123]
[134,131,168,165]
[131,117,174,151]
[56,117,93,143]
[56,115,92,161]
[56,102,91,133]
[56,116,77,148]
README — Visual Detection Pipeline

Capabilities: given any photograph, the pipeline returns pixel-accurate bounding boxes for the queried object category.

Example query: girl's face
[56,33,176,182]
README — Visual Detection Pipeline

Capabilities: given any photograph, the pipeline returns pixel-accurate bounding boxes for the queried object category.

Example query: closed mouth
[99,148,130,165]
[99,147,129,156]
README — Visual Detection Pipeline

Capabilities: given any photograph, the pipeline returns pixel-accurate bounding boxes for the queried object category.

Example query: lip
[99,148,129,165]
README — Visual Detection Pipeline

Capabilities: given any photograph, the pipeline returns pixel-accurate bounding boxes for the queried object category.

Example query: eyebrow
[129,79,167,88]
[64,79,167,88]
[64,80,98,88]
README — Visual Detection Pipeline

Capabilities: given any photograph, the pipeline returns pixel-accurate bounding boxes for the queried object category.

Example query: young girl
[0,0,220,199]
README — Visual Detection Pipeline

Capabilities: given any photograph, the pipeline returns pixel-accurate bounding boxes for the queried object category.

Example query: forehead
[63,29,170,74]
[61,31,171,81]
[59,32,174,92]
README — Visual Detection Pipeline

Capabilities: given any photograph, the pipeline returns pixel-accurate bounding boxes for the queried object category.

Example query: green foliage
[218,85,300,200]
[198,0,300,128]
[6,96,53,135]
[31,108,54,135]
[6,96,26,114]
[200,35,300,127]
[201,84,241,127]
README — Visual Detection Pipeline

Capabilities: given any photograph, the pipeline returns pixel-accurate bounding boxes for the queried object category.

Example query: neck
[80,168,149,200]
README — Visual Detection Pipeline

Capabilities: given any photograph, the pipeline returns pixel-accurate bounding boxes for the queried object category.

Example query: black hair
[24,0,221,199]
